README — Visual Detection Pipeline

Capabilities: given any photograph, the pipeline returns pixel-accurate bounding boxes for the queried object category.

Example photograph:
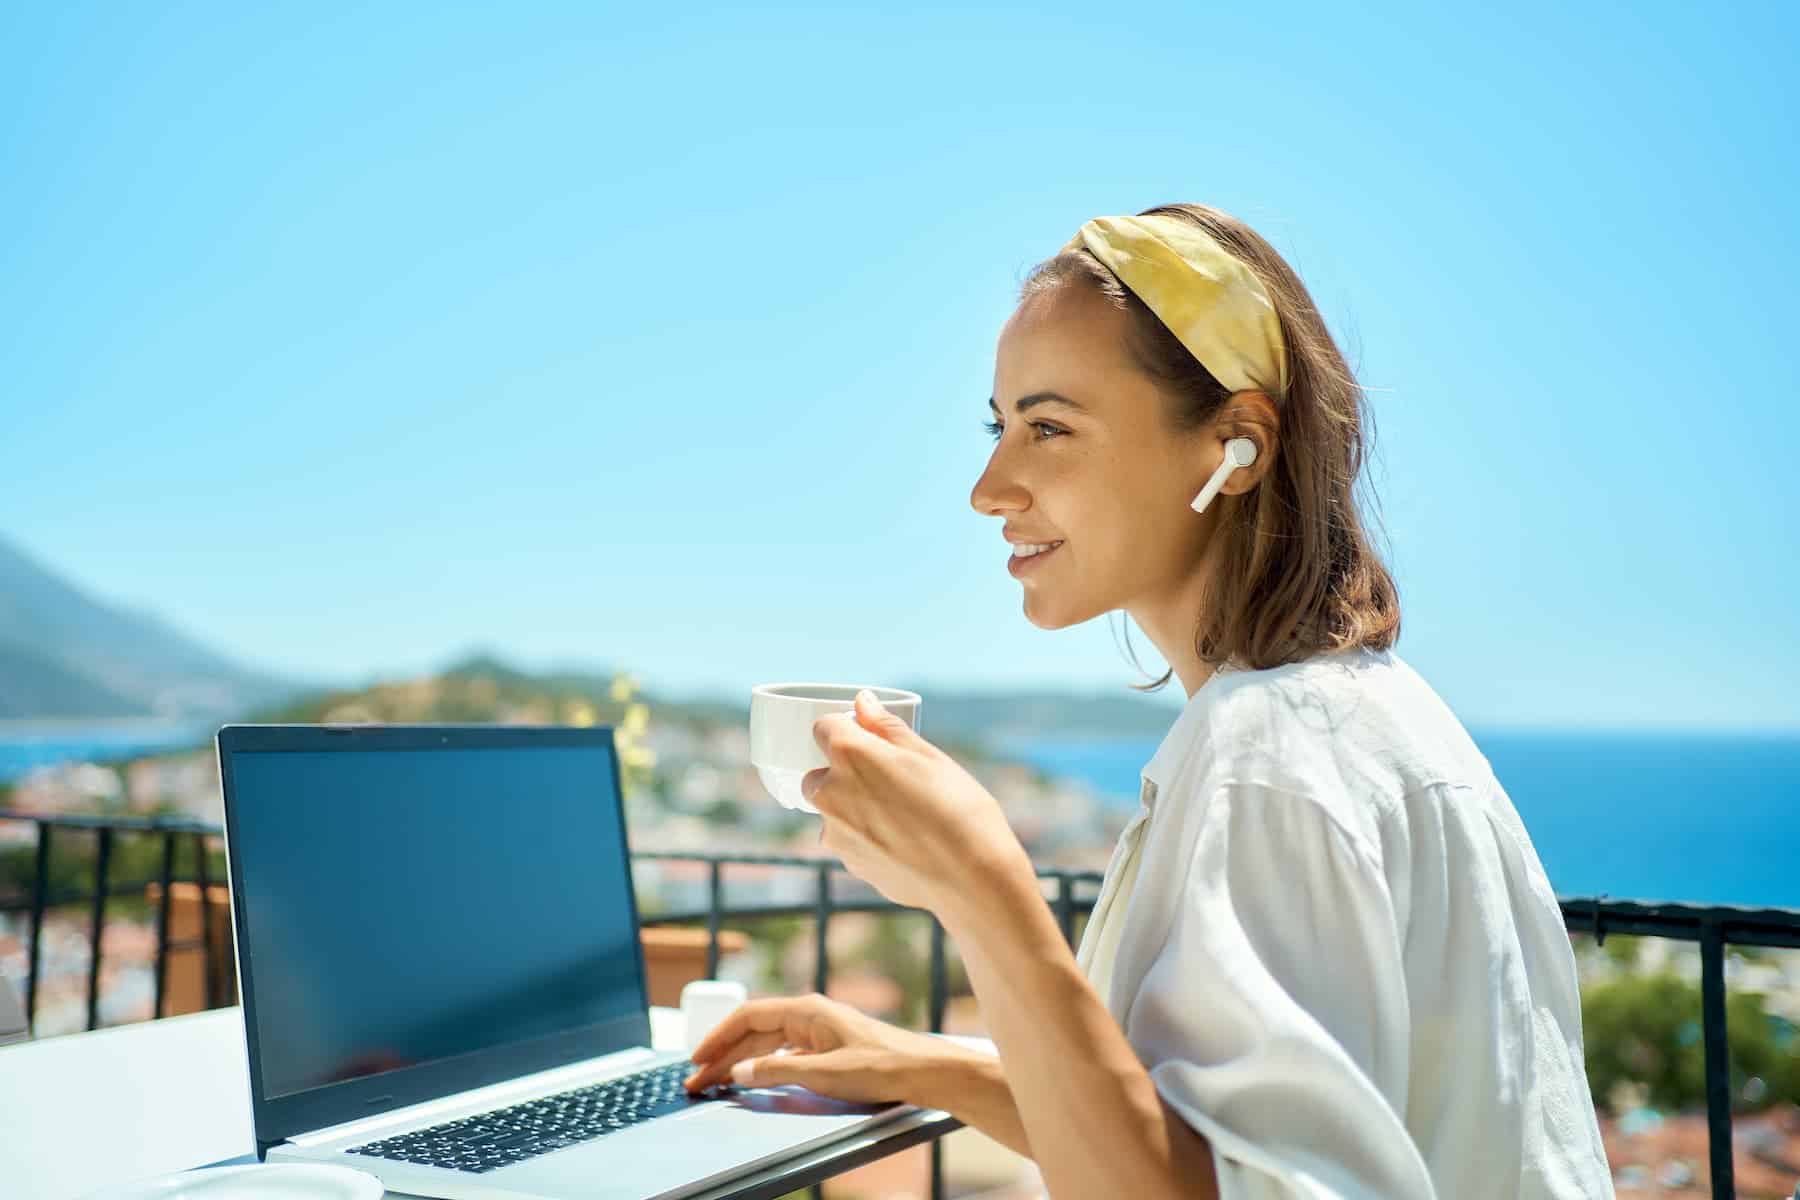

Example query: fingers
[853,690,922,747]
[730,1050,828,1091]
[730,1048,903,1105]
[811,709,892,766]
[682,1029,786,1092]
[688,996,802,1063]
[811,710,855,759]
[684,996,833,1090]
[804,707,912,820]
[802,765,846,821]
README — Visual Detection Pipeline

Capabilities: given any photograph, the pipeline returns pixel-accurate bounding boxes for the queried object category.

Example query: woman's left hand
[803,690,1034,914]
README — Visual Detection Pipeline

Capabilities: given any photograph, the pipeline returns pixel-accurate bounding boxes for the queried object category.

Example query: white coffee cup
[749,683,923,813]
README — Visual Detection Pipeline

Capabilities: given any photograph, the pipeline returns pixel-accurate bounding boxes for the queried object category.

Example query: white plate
[86,1162,385,1200]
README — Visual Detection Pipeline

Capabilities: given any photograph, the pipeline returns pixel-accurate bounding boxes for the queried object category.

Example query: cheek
[1047,499,1145,605]
[1042,453,1183,591]
[1090,483,1193,586]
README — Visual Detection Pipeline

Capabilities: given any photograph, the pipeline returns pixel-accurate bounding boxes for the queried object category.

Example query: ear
[1210,390,1280,497]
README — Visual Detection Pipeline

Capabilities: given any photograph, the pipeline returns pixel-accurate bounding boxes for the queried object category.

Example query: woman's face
[970,285,1216,633]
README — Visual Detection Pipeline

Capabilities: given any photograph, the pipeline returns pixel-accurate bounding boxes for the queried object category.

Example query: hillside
[253,655,1183,750]
[0,641,144,718]
[0,533,303,719]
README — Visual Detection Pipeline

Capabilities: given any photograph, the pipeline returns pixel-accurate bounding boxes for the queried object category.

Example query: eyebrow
[987,391,1090,416]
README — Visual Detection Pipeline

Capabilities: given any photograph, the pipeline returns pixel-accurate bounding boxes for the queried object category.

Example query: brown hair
[1020,202,1400,691]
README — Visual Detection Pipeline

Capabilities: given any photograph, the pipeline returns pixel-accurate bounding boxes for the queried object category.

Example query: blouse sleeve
[1124,781,1439,1199]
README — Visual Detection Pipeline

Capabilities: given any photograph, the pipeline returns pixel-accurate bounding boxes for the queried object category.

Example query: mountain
[0,640,144,718]
[0,533,304,720]
[249,650,1183,752]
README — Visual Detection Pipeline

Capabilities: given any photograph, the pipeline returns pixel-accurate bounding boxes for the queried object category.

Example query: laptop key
[349,1060,713,1173]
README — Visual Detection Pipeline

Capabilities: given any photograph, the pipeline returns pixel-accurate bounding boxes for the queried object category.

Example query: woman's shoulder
[1203,648,1483,763]
[1165,648,1498,832]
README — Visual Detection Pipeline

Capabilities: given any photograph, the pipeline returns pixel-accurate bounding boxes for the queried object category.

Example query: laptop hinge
[287,1046,667,1148]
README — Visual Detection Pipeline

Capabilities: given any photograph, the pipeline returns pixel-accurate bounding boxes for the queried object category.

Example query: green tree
[1600,933,1642,970]
[1581,971,1800,1113]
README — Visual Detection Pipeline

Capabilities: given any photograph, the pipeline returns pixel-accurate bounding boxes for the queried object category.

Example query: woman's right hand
[681,992,949,1105]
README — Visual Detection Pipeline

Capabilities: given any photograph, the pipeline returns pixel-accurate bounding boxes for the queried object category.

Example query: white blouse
[1073,649,1614,1199]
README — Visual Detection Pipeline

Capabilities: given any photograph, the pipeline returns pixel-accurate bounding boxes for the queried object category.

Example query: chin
[1022,593,1104,631]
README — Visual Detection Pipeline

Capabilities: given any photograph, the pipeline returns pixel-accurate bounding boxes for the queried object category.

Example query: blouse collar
[1139,659,1239,805]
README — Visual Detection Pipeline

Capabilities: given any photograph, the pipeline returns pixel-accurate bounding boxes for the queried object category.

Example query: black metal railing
[4,809,1798,1200]
[1558,897,1800,1199]
[1,812,226,1031]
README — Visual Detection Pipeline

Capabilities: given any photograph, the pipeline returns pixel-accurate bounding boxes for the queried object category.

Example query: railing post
[1055,872,1075,946]
[26,822,51,1031]
[86,827,114,1030]
[813,862,832,997]
[705,858,723,980]
[928,915,950,1200]
[1699,921,1733,1200]
[929,917,948,1034]
[194,832,218,1009]
[154,829,176,1019]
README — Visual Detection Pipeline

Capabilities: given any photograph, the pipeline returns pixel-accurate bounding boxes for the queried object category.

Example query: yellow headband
[1061,214,1289,396]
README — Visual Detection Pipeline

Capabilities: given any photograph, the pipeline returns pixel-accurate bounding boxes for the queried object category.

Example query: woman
[681,204,1614,1199]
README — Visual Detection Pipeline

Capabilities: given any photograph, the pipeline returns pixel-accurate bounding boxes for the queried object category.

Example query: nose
[970,451,1028,518]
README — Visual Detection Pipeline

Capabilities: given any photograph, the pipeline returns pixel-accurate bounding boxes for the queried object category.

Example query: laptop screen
[226,740,646,1101]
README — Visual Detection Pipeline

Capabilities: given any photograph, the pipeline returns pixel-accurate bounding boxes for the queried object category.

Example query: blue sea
[3,724,1794,911]
[990,730,1800,911]
[0,724,214,786]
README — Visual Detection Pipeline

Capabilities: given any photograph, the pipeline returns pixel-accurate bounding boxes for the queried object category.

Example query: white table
[0,1006,972,1200]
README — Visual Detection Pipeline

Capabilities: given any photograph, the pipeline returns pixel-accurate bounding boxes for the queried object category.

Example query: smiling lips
[1007,539,1064,576]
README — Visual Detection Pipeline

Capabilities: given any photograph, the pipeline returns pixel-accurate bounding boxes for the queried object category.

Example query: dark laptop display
[219,725,653,1150]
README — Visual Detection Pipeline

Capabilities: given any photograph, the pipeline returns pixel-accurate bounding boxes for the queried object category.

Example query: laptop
[215,723,915,1199]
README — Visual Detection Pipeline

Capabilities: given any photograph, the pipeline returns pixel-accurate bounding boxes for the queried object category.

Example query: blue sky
[2,2,1795,728]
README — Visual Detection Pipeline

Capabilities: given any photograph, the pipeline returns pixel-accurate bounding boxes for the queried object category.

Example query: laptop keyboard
[349,1059,717,1174]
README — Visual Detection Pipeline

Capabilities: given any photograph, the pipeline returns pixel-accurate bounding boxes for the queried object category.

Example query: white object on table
[0,1005,689,1200]
[680,979,748,1054]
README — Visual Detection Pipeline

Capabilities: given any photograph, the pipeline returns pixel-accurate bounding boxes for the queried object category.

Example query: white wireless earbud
[1189,437,1258,514]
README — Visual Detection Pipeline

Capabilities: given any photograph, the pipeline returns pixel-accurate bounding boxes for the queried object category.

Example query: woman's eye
[981,419,1063,442]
